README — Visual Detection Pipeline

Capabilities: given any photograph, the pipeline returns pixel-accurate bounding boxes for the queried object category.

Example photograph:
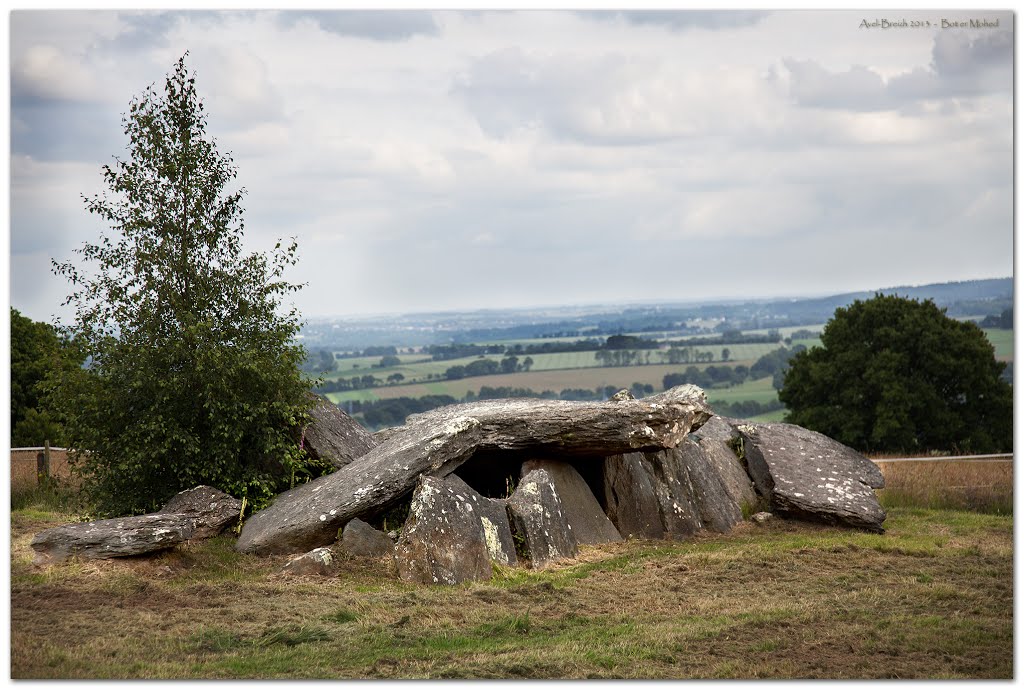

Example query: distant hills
[299,278,1012,350]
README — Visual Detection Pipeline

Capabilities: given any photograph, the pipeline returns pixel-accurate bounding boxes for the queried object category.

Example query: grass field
[10,500,1011,679]
[875,460,1012,515]
[982,328,1013,361]
[325,368,784,405]
[322,344,789,386]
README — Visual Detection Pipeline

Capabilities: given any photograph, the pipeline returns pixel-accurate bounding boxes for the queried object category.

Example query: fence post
[39,439,52,486]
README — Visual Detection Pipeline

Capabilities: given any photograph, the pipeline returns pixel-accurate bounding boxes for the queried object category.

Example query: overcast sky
[8,9,1014,323]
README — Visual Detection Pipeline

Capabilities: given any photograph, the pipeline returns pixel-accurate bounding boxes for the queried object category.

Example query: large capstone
[506,468,579,568]
[521,459,622,545]
[394,475,496,585]
[737,422,886,533]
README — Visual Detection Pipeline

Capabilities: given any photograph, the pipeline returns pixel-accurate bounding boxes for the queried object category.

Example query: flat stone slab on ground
[31,514,196,564]
[280,547,337,576]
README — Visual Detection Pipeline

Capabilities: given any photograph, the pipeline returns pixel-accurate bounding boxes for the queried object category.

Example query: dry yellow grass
[874,460,1012,515]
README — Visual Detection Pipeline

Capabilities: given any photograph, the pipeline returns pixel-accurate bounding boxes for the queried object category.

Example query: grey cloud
[452,49,686,145]
[277,10,438,41]
[785,28,1012,111]
[11,101,123,163]
[782,59,888,111]
[889,29,1013,98]
[578,10,769,31]
[109,11,192,51]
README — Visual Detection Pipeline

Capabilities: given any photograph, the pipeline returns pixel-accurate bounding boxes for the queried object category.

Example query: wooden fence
[10,444,73,492]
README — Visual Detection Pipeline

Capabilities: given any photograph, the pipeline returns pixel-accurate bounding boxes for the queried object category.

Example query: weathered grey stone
[603,452,666,539]
[603,451,703,539]
[687,415,763,513]
[751,512,774,524]
[339,518,394,558]
[522,459,621,545]
[507,469,579,568]
[158,485,242,539]
[737,422,886,533]
[238,385,711,555]
[689,415,743,443]
[238,414,485,555]
[394,475,494,585]
[672,440,744,533]
[303,393,378,470]
[443,475,518,567]
[280,547,337,576]
[31,514,195,564]
[696,437,759,514]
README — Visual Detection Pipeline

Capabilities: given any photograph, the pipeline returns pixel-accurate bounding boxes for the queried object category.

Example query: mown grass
[10,504,1011,679]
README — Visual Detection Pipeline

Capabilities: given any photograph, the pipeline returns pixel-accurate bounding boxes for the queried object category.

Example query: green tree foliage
[10,308,84,446]
[47,56,321,516]
[779,294,1012,454]
[300,348,337,375]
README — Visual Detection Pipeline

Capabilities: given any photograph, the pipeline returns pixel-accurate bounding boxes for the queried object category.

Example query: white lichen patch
[480,516,508,564]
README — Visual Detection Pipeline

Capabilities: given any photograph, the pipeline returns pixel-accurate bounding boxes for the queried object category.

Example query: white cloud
[12,44,104,103]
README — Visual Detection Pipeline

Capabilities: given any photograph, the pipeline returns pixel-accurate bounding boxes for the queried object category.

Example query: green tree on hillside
[47,55,321,516]
[10,308,84,447]
[779,294,1012,454]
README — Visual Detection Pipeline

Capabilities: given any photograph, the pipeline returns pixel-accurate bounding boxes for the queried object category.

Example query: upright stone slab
[158,485,242,539]
[521,459,621,545]
[737,422,886,533]
[672,440,744,533]
[603,453,669,539]
[507,469,579,568]
[394,475,495,585]
[690,415,743,443]
[603,451,704,539]
[699,438,758,512]
[442,474,518,568]
[303,393,378,470]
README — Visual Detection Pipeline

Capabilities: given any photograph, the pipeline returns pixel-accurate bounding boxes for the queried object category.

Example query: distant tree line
[300,348,338,375]
[714,399,785,418]
[428,343,506,361]
[662,345,806,392]
[979,308,1012,330]
[666,330,783,347]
